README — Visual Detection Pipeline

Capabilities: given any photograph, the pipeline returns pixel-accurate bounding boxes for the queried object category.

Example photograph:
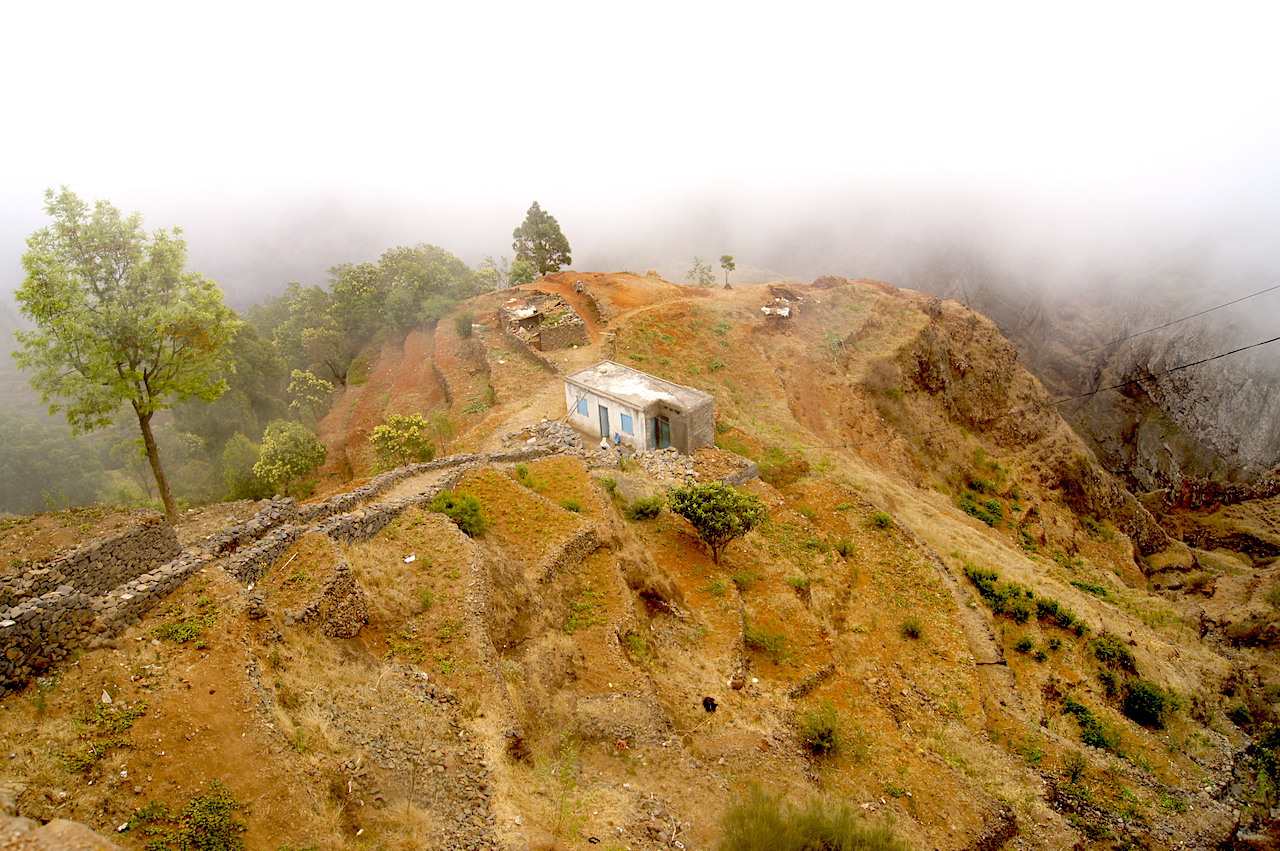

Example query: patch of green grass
[718,785,911,851]
[622,631,654,664]
[566,583,605,634]
[60,699,148,772]
[560,497,584,513]
[124,779,247,851]
[153,597,218,647]
[899,617,923,640]
[387,628,428,663]
[703,577,728,596]
[731,570,760,592]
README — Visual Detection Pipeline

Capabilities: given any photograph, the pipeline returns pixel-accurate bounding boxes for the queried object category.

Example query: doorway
[652,415,671,450]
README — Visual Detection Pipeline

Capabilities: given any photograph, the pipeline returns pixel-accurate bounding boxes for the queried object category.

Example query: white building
[563,361,715,454]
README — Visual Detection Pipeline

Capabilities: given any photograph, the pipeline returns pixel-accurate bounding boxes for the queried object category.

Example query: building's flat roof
[565,361,712,411]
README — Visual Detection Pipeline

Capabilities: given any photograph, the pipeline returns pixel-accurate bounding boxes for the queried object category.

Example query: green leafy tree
[253,420,327,495]
[428,411,457,455]
[687,257,715,287]
[172,322,289,448]
[512,202,572,277]
[509,258,537,287]
[371,413,436,470]
[477,255,511,290]
[668,481,768,564]
[720,254,736,289]
[13,188,240,522]
[287,369,336,422]
[221,433,272,500]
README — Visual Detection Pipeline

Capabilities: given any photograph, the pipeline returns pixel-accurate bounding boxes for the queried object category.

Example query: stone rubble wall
[0,514,178,608]
[497,329,559,375]
[537,321,589,352]
[0,444,570,693]
[0,587,94,690]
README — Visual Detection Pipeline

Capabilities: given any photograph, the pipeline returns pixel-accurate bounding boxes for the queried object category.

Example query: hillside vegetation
[2,272,1277,850]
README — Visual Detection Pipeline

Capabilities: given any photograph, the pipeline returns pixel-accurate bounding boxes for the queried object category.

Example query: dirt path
[377,467,452,502]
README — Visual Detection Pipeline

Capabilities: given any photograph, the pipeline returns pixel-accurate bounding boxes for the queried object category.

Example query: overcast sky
[3,1,1279,297]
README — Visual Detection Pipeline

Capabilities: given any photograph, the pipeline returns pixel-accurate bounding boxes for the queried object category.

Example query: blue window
[620,413,633,434]
[577,397,589,416]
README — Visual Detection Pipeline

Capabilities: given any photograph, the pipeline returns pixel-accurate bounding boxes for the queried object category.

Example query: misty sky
[4,1,1279,300]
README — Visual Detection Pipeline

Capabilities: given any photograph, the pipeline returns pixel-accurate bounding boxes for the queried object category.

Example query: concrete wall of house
[564,382,648,451]
[649,395,714,454]
[674,395,716,453]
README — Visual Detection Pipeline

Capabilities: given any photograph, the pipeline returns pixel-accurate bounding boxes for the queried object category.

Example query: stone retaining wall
[498,330,559,375]
[0,514,178,608]
[0,587,94,690]
[0,444,565,693]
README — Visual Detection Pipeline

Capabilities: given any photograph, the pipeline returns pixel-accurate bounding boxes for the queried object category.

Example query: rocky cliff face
[908,257,1280,490]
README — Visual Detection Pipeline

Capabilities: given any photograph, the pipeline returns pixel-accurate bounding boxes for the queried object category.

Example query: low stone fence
[0,514,179,608]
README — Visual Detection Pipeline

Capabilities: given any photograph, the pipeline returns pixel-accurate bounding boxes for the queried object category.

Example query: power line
[1040,283,1280,371]
[831,333,1280,455]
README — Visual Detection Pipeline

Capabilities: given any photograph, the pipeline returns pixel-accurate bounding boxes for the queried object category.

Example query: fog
[3,2,1280,465]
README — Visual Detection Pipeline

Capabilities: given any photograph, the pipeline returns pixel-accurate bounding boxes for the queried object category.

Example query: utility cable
[828,333,1280,453]
[1040,283,1280,371]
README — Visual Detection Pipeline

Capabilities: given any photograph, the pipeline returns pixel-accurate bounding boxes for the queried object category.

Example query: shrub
[1090,634,1136,673]
[429,491,488,536]
[899,618,923,640]
[560,497,583,513]
[454,308,475,338]
[717,785,911,851]
[1064,697,1120,751]
[1122,680,1171,728]
[797,701,842,757]
[1071,580,1109,598]
[624,494,665,520]
[745,624,787,664]
[956,492,1001,527]
[868,511,893,529]
[833,538,856,558]
[1014,635,1035,653]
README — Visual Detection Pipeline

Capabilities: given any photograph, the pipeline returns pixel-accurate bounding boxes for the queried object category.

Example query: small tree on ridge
[668,481,768,564]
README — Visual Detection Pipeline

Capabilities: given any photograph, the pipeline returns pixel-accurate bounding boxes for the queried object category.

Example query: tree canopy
[668,481,768,564]
[254,244,482,389]
[512,202,571,277]
[253,420,327,495]
[13,188,239,521]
